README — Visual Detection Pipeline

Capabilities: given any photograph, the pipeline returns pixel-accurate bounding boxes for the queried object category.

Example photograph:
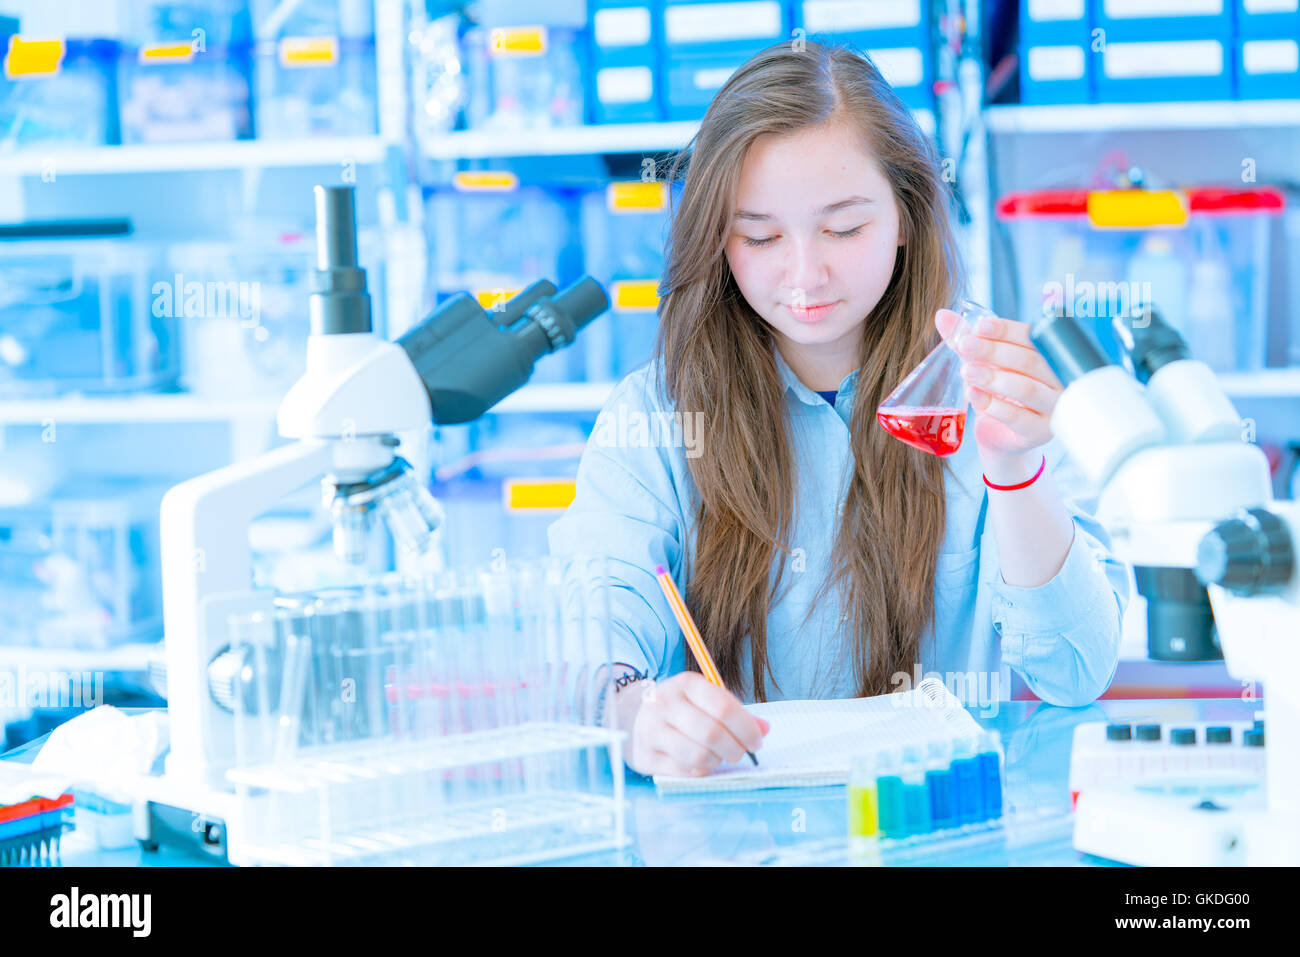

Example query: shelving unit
[987,100,1300,135]
[421,110,937,160]
[0,137,392,177]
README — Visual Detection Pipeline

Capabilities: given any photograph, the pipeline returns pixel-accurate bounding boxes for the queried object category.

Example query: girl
[549,42,1128,778]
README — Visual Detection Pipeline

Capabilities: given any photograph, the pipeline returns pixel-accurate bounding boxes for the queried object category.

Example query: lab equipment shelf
[489,381,615,413]
[422,111,936,159]
[0,642,156,674]
[986,100,1300,135]
[0,393,278,425]
[0,137,391,176]
[0,382,616,424]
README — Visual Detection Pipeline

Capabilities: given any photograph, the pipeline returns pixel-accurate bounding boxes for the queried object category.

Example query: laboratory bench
[2,696,1260,867]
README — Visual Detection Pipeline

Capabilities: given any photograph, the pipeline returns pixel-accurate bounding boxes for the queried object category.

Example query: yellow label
[611,280,661,313]
[607,181,668,213]
[489,26,547,57]
[279,36,338,68]
[1087,190,1188,229]
[5,37,65,77]
[140,43,196,63]
[504,478,576,511]
[474,288,523,310]
[453,170,519,192]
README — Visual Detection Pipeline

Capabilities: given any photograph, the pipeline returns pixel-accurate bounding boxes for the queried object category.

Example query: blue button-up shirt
[548,348,1129,708]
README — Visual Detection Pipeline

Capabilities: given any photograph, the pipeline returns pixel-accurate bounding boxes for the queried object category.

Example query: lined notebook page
[653,677,980,793]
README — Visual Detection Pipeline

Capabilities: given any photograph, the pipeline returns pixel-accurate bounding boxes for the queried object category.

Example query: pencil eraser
[655,565,666,576]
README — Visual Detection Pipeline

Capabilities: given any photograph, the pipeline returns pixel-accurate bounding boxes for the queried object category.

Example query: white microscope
[1029,308,1299,866]
[137,186,609,857]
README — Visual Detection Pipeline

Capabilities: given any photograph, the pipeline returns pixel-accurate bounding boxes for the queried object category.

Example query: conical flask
[876,299,995,456]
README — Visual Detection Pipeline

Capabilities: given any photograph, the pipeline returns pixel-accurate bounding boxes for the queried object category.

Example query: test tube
[975,731,1003,822]
[924,740,955,832]
[847,752,880,851]
[951,736,982,827]
[900,745,931,839]
[874,749,907,840]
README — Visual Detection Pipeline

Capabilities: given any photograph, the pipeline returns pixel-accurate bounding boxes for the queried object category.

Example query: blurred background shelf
[987,100,1300,135]
[0,137,392,176]
[421,111,936,159]
[0,393,279,424]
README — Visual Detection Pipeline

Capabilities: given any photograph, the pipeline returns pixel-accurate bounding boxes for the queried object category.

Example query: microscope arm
[160,439,335,787]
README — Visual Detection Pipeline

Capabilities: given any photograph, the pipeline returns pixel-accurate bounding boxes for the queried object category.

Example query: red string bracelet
[983,453,1047,491]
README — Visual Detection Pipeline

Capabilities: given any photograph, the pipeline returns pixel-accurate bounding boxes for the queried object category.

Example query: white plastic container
[169,226,387,396]
[0,239,176,397]
[0,480,169,650]
[997,186,1284,373]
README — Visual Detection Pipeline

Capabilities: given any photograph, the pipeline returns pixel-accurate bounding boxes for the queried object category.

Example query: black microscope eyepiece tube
[552,277,610,333]
[1029,311,1113,386]
[1122,306,1191,385]
[309,185,372,336]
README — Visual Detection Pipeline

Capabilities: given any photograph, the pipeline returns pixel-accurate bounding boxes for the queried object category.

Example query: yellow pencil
[654,564,759,766]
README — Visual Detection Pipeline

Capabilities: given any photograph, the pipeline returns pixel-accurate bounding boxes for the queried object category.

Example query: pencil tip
[748,751,759,767]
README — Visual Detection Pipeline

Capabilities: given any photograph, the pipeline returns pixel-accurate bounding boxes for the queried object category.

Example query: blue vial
[976,731,1003,821]
[952,737,983,825]
[875,750,908,839]
[901,745,932,837]
[925,740,955,831]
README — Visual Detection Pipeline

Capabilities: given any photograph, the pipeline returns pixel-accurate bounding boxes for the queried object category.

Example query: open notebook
[653,677,981,793]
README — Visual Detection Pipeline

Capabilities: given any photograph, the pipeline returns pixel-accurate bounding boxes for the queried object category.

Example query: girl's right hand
[625,671,769,777]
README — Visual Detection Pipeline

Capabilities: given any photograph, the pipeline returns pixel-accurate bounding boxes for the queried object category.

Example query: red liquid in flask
[876,406,967,456]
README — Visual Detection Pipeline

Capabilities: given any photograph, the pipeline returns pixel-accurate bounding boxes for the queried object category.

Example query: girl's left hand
[934,309,1064,458]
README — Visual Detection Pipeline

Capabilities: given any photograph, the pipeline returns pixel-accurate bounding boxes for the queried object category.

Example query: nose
[781,235,829,300]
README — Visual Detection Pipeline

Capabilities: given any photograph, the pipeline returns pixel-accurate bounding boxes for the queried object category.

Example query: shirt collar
[772,345,861,408]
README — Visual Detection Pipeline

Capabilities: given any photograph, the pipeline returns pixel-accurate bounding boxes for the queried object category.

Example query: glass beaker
[876,299,994,457]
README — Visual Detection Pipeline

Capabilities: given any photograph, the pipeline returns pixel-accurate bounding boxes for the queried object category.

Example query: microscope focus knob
[1196,508,1295,597]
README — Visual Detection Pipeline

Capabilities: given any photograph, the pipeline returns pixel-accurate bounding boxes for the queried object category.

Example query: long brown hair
[658,41,963,701]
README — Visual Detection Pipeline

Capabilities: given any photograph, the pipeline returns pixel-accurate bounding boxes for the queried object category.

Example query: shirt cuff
[993,522,1123,706]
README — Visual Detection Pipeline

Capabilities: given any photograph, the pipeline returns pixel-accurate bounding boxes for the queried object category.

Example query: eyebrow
[734,196,876,222]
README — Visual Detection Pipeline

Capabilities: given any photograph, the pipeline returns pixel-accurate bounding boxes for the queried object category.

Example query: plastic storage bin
[169,225,387,395]
[425,177,584,382]
[580,181,669,381]
[0,37,120,148]
[0,481,168,650]
[1236,34,1300,98]
[1092,0,1233,102]
[462,23,588,130]
[588,0,661,123]
[249,0,376,138]
[1018,0,1091,104]
[0,239,177,396]
[789,0,934,109]
[117,43,253,143]
[660,0,787,119]
[996,186,1285,373]
[253,35,376,137]
[1236,0,1300,37]
[250,0,374,39]
[435,419,586,567]
[126,0,254,47]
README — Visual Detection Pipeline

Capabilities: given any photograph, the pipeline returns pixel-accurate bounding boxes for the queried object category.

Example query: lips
[786,300,839,322]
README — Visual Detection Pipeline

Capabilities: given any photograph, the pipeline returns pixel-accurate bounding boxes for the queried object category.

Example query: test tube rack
[1068,719,1265,810]
[847,731,1006,855]
[0,763,75,866]
[219,554,629,866]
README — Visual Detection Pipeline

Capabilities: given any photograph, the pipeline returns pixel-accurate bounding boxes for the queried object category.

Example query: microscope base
[1074,776,1300,866]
